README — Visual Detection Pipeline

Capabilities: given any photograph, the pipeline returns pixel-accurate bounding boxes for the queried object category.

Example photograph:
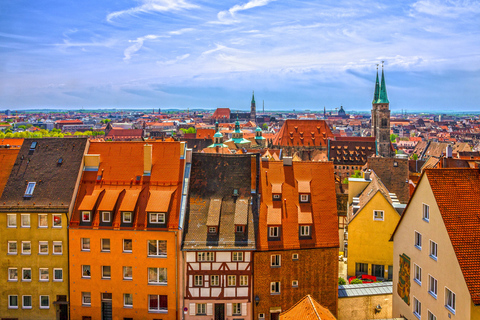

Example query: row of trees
[0,129,105,139]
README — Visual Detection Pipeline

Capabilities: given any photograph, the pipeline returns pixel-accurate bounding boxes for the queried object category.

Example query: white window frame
[273,194,281,200]
[194,275,203,286]
[228,275,236,286]
[423,203,429,221]
[8,241,17,254]
[21,214,30,227]
[7,214,17,227]
[148,295,168,312]
[236,225,245,233]
[82,292,91,306]
[427,310,437,320]
[300,225,311,236]
[82,265,91,278]
[300,194,309,202]
[196,303,206,315]
[53,268,63,282]
[123,239,133,253]
[413,296,421,318]
[445,287,456,313]
[82,211,91,222]
[22,295,32,309]
[22,241,31,255]
[8,268,18,281]
[233,303,242,316]
[39,241,48,254]
[8,295,18,309]
[430,240,438,260]
[269,226,280,237]
[22,268,32,282]
[197,252,214,261]
[270,281,280,294]
[292,253,299,260]
[39,295,50,309]
[259,313,266,319]
[81,238,90,251]
[232,252,244,261]
[414,264,422,285]
[149,212,165,224]
[148,240,167,257]
[208,226,217,233]
[415,231,422,249]
[428,275,437,298]
[240,275,248,286]
[123,211,132,223]
[124,293,133,308]
[101,238,110,252]
[271,254,281,267]
[373,210,384,221]
[53,241,63,255]
[102,266,111,279]
[292,280,299,287]
[52,214,62,228]
[211,275,220,286]
[25,182,36,196]
[102,211,111,223]
[123,266,132,280]
[38,214,48,228]
[148,267,167,284]
[39,268,49,281]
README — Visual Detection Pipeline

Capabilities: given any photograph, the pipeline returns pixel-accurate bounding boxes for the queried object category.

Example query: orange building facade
[69,141,188,320]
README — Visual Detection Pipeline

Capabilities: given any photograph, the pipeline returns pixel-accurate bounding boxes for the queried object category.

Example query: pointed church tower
[371,63,392,157]
[250,91,256,122]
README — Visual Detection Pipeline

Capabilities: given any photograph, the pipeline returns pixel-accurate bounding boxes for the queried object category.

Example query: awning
[97,189,123,212]
[78,190,102,211]
[271,183,282,194]
[233,198,249,225]
[146,188,176,212]
[297,204,313,224]
[267,205,282,225]
[206,198,222,227]
[297,180,311,193]
[119,189,140,212]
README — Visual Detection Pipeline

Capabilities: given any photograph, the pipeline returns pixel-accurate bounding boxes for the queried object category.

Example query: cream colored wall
[347,192,400,279]
[393,175,472,320]
[338,294,392,320]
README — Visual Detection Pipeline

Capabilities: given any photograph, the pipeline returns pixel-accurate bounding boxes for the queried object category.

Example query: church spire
[373,64,380,104]
[378,62,389,104]
[251,91,255,104]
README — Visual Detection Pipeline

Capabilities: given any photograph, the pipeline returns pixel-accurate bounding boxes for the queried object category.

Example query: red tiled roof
[280,294,336,320]
[425,169,480,304]
[212,108,231,119]
[0,148,20,197]
[196,128,215,139]
[273,120,334,147]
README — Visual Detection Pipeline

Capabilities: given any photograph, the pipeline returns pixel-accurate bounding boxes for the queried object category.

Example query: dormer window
[82,211,91,222]
[272,194,281,201]
[208,226,217,234]
[102,211,111,223]
[149,213,165,224]
[299,194,310,203]
[299,225,311,237]
[269,226,280,238]
[236,225,245,233]
[24,182,36,197]
[123,212,132,223]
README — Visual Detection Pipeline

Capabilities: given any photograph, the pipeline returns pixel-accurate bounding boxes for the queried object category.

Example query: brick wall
[253,247,338,318]
[367,157,409,204]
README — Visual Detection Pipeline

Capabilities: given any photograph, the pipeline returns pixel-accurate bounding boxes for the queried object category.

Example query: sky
[1,0,480,112]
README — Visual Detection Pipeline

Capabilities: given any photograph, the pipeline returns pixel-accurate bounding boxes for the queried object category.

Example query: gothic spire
[251,91,255,104]
[373,64,380,104]
[378,62,389,104]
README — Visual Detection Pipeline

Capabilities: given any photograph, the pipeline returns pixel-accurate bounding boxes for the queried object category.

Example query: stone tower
[371,64,392,157]
[250,91,256,122]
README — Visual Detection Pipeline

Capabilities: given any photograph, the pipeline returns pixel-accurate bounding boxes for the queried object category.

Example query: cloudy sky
[1,0,479,112]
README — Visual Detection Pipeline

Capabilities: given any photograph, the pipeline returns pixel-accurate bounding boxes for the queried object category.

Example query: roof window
[24,182,36,197]
[30,142,37,151]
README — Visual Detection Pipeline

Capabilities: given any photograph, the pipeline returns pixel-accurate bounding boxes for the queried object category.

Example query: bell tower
[371,62,392,157]
[250,91,256,122]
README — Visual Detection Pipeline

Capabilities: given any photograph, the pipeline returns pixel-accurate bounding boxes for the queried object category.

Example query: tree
[338,277,347,285]
[101,119,111,124]
[0,132,4,139]
[350,279,363,284]
[186,127,196,134]
[351,170,362,178]
[411,154,418,160]
[18,125,26,130]
[26,124,33,129]
[262,123,268,130]
[342,178,349,184]
[390,134,398,142]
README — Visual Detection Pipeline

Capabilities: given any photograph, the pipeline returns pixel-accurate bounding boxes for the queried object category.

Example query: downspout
[375,140,378,156]
[327,139,330,160]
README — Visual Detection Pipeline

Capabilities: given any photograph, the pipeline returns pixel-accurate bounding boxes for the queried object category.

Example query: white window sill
[124,305,133,309]
[415,245,422,251]
[429,255,437,261]
[148,310,168,313]
[40,306,50,309]
[414,279,421,286]
[423,218,429,222]
[413,311,421,319]
[8,306,19,309]
[148,283,168,286]
[428,291,437,299]
[445,305,455,314]
[82,304,91,307]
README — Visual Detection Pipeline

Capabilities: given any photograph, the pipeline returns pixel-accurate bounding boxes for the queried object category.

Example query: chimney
[364,170,371,180]
[446,145,452,158]
[283,157,293,166]
[144,144,152,176]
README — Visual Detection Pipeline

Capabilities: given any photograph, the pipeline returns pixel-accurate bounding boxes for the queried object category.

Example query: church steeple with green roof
[373,66,380,104]
[377,64,389,104]
[250,90,256,122]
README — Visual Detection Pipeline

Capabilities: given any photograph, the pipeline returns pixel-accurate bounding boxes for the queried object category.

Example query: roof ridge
[307,295,322,319]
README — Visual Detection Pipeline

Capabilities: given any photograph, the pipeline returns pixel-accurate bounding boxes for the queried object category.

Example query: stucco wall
[338,294,392,320]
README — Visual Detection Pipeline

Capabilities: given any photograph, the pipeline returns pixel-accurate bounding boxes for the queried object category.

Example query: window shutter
[242,303,247,316]
[189,303,195,315]
[227,303,232,316]
[207,303,213,315]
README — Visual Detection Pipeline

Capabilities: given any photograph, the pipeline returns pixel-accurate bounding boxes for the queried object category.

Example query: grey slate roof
[338,281,393,298]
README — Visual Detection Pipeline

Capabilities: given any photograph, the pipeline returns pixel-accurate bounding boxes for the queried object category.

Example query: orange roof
[0,138,24,147]
[0,148,20,197]
[97,189,122,212]
[297,205,313,224]
[212,108,230,119]
[78,190,103,211]
[280,294,336,320]
[267,205,282,225]
[119,190,140,212]
[196,128,215,139]
[145,188,176,212]
[297,180,311,193]
[273,120,334,147]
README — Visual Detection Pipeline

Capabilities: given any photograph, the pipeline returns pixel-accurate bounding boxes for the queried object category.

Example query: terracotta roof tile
[145,188,175,212]
[280,294,336,320]
[267,205,282,225]
[118,189,140,212]
[0,148,20,197]
[78,189,103,211]
[206,198,222,226]
[273,120,334,147]
[97,189,122,211]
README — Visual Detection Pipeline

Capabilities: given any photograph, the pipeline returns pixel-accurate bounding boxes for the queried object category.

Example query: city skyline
[1,0,480,111]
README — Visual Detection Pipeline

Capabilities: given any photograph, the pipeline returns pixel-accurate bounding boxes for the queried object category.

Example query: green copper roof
[377,68,389,104]
[214,131,223,138]
[373,69,380,104]
[251,91,255,104]
[255,126,262,132]
[235,116,241,132]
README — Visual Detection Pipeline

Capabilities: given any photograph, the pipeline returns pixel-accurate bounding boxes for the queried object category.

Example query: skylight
[24,182,36,197]
[29,142,37,150]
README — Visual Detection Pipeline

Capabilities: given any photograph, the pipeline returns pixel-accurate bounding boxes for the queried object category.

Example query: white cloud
[107,0,198,22]
[411,0,480,18]
[214,0,275,24]
[159,53,190,65]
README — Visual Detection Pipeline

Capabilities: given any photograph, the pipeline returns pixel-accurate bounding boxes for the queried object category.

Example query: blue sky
[1,0,479,112]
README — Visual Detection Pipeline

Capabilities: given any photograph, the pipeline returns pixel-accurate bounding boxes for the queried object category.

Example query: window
[39,241,48,254]
[428,275,437,298]
[211,275,219,286]
[299,225,310,236]
[233,303,241,316]
[8,241,17,254]
[53,214,62,227]
[22,241,31,254]
[123,212,132,223]
[273,194,281,200]
[240,275,248,286]
[123,266,133,280]
[25,182,36,197]
[22,268,32,281]
[271,254,281,267]
[270,281,280,294]
[148,295,168,312]
[82,211,91,222]
[208,226,217,234]
[101,238,110,252]
[81,238,90,251]
[373,210,384,221]
[197,252,214,261]
[40,295,49,309]
[414,264,422,285]
[123,239,133,252]
[423,204,429,221]
[53,241,63,254]
[430,240,438,260]
[54,268,63,281]
[269,226,280,238]
[196,303,206,315]
[355,263,368,275]
[445,288,456,313]
[102,211,111,223]
[8,295,18,309]
[194,275,203,286]
[82,265,91,278]
[228,275,236,286]
[413,297,421,318]
[148,240,167,257]
[428,311,437,320]
[300,194,309,202]
[102,266,111,279]
[7,214,17,227]
[388,265,393,280]
[39,214,48,227]
[39,268,49,281]
[149,212,165,224]
[259,313,266,319]
[236,225,245,233]
[232,252,243,261]
[292,253,299,260]
[415,231,422,249]
[124,293,133,307]
[8,268,18,281]
[372,264,385,279]
[148,267,167,284]
[21,214,31,227]
[22,295,32,309]
[292,280,298,287]
[82,292,91,306]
